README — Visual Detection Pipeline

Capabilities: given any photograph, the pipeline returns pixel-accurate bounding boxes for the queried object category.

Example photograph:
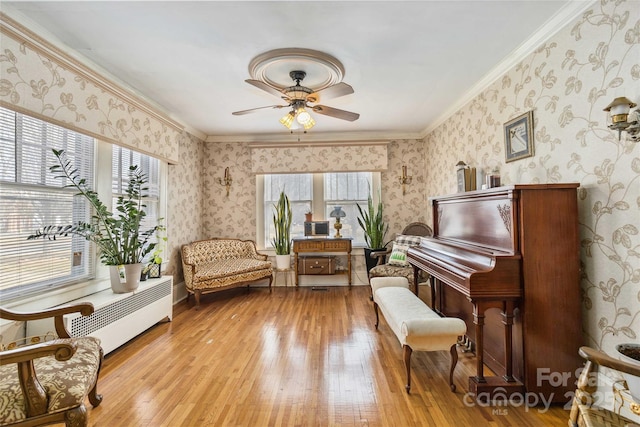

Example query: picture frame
[504,110,534,163]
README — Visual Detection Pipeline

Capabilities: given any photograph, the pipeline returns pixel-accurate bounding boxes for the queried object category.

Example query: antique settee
[181,238,273,309]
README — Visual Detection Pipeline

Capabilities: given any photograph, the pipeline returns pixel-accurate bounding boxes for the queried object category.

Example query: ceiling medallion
[248,48,345,91]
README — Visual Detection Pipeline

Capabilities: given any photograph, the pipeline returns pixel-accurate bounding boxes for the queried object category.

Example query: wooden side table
[292,238,352,287]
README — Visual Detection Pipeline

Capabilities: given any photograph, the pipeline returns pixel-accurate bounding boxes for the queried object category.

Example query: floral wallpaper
[0,13,183,164]
[424,0,639,364]
[165,132,205,293]
[251,144,388,173]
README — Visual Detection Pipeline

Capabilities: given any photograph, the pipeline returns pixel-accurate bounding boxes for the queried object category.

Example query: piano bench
[370,277,467,393]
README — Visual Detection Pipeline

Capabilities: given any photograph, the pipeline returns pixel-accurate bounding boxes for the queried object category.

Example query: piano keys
[407,184,582,403]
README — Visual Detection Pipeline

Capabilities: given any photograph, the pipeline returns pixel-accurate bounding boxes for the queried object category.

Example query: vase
[364,248,385,273]
[616,343,640,400]
[275,254,291,270]
[109,263,143,293]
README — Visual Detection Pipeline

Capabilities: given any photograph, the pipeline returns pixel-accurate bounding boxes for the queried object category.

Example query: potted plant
[142,238,166,280]
[272,190,292,270]
[356,190,389,272]
[27,149,165,293]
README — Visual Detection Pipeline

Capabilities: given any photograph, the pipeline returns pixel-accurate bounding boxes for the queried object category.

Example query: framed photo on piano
[504,110,534,163]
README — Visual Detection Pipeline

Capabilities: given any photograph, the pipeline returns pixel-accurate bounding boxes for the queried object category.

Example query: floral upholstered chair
[0,303,103,427]
[368,222,432,293]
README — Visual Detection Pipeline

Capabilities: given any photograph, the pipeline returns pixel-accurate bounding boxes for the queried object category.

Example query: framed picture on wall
[504,110,534,163]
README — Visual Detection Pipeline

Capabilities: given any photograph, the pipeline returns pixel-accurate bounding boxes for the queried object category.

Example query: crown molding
[421,0,596,137]
[206,130,423,144]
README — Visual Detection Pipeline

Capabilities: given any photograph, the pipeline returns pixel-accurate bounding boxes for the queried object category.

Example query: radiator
[27,276,173,355]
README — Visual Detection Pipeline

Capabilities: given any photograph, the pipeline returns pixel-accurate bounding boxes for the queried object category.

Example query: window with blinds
[260,172,374,248]
[112,145,161,262]
[0,107,95,298]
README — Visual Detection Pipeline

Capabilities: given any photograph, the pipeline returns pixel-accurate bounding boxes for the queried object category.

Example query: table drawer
[298,256,336,275]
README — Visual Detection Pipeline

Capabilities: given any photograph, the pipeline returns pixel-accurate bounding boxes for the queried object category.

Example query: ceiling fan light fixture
[296,108,312,125]
[279,111,295,129]
[302,116,316,130]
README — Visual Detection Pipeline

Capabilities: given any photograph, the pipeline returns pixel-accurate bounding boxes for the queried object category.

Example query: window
[0,108,165,302]
[0,107,95,298]
[258,172,379,248]
[112,145,161,257]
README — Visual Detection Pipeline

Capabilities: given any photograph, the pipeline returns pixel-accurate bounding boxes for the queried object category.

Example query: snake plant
[356,190,388,249]
[272,190,292,255]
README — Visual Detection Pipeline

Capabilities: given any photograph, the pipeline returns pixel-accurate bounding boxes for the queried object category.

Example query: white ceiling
[2,1,590,142]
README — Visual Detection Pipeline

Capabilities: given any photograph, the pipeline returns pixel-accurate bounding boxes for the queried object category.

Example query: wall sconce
[218,167,232,197]
[329,206,346,238]
[604,97,640,141]
[398,165,413,195]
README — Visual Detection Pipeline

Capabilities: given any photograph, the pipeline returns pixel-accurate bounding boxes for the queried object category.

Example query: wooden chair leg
[88,347,104,407]
[449,344,458,392]
[373,302,380,329]
[64,404,87,427]
[404,345,412,393]
[195,290,201,310]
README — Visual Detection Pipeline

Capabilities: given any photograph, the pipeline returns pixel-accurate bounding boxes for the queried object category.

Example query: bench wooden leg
[403,345,412,393]
[373,302,380,329]
[449,344,458,392]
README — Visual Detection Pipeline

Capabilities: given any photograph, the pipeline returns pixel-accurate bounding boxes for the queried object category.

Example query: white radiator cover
[27,277,173,355]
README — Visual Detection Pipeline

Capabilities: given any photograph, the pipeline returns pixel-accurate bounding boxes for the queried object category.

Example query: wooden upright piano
[407,184,582,402]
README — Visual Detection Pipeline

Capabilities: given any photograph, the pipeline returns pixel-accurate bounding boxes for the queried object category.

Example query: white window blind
[112,145,161,263]
[264,174,312,247]
[324,172,371,245]
[0,107,95,298]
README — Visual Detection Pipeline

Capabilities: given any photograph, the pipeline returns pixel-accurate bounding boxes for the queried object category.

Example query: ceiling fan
[232,70,360,130]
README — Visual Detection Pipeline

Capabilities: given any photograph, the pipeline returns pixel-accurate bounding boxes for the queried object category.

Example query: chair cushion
[388,243,411,266]
[0,336,102,425]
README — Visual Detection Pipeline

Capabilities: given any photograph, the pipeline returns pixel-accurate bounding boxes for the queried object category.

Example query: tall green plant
[27,149,164,266]
[271,190,292,255]
[356,191,388,249]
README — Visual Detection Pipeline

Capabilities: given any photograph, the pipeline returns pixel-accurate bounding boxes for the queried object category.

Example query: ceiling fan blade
[245,79,284,98]
[309,82,354,102]
[232,105,286,115]
[311,105,360,122]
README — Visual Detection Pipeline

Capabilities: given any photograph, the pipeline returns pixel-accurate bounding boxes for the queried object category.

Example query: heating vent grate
[70,280,172,337]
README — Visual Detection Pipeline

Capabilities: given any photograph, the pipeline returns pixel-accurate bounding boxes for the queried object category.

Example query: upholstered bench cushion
[191,258,273,290]
[0,336,102,425]
[375,286,466,351]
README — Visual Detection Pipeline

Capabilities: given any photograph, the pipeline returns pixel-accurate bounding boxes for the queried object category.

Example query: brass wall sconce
[218,167,232,197]
[604,97,640,141]
[399,165,413,195]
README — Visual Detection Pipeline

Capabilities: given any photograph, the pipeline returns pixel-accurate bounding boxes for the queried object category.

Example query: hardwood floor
[85,286,572,426]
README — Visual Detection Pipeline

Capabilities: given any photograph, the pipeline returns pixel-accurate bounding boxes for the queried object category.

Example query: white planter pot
[275,254,291,270]
[616,343,640,401]
[109,263,143,293]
